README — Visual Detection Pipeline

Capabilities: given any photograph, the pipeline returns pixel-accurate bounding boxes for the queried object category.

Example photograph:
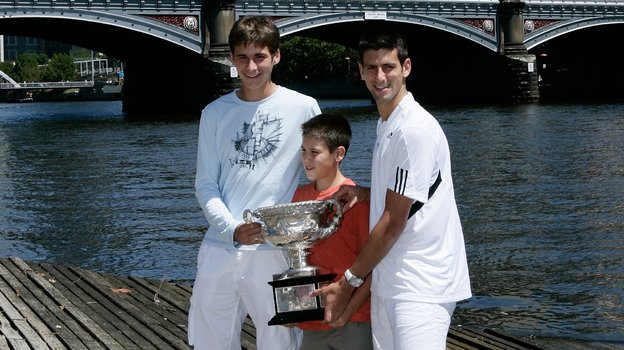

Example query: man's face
[359,48,411,115]
[230,43,280,96]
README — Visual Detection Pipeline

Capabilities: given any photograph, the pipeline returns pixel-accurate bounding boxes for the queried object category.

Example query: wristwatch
[344,269,364,288]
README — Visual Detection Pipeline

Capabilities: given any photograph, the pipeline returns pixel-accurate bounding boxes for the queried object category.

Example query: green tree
[274,36,358,83]
[0,61,19,81]
[42,53,77,81]
[14,53,43,82]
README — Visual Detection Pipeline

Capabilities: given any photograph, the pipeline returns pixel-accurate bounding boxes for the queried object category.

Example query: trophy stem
[289,247,310,270]
[273,247,318,280]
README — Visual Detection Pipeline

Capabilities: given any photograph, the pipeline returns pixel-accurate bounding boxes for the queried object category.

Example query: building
[0,35,74,62]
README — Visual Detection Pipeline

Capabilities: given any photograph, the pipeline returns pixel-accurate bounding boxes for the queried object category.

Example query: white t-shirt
[370,93,472,303]
[195,86,321,250]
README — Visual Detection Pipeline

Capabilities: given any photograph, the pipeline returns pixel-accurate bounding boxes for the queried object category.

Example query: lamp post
[91,50,95,84]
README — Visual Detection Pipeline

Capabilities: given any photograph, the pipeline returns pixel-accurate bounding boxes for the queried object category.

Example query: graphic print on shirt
[230,110,283,170]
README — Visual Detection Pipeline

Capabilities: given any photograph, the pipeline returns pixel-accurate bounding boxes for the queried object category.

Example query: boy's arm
[329,200,372,328]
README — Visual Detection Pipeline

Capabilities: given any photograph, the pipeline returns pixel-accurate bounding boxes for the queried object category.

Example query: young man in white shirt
[188,15,321,350]
[315,25,471,350]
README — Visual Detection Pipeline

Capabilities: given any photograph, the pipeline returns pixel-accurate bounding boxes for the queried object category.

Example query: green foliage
[32,53,49,65]
[8,52,78,82]
[14,53,42,82]
[71,47,93,60]
[0,61,19,81]
[274,36,358,83]
[42,53,78,82]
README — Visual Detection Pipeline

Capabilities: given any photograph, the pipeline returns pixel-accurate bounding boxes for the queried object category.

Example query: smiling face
[359,47,411,120]
[231,43,280,101]
[300,135,344,190]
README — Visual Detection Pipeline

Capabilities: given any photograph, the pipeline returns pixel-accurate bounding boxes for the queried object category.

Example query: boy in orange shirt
[293,113,372,350]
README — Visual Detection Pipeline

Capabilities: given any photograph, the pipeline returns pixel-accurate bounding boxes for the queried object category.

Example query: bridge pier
[497,0,539,103]
[120,55,210,117]
[203,0,235,59]
[121,1,237,118]
[204,0,238,96]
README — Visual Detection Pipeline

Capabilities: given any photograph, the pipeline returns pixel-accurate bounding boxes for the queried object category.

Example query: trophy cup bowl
[243,199,342,325]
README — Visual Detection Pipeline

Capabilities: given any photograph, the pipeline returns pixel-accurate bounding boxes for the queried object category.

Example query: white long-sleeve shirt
[195,86,321,250]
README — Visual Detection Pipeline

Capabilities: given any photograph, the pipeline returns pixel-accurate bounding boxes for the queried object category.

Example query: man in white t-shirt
[187,16,321,350]
[315,24,471,350]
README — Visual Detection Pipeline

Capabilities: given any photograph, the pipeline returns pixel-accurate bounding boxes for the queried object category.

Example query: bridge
[1,0,623,115]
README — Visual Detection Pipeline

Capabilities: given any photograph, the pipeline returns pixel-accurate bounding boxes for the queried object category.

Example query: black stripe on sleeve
[394,167,408,195]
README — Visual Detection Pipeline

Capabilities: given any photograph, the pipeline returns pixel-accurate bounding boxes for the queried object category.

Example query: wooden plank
[1,333,13,350]
[483,328,545,350]
[44,264,177,350]
[448,327,502,349]
[0,259,87,349]
[241,316,257,350]
[9,257,116,350]
[62,265,190,350]
[1,257,550,350]
[0,310,32,350]
[34,263,147,350]
[120,276,189,326]
[448,326,543,350]
[127,276,190,314]
[0,282,67,350]
[0,290,50,349]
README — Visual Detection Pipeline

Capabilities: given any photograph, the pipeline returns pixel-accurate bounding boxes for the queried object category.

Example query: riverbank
[0,83,122,103]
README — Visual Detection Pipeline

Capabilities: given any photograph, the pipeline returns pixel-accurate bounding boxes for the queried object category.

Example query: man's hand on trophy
[311,277,353,324]
[234,222,266,245]
[333,185,371,213]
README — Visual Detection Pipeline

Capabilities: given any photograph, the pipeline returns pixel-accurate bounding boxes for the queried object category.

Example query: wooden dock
[0,256,546,349]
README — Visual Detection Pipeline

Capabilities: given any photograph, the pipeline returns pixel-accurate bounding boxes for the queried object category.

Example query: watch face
[349,277,363,288]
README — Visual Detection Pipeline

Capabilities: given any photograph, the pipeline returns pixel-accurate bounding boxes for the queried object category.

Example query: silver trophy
[243,199,342,325]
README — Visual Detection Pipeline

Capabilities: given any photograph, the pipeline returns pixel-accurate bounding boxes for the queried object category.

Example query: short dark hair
[301,114,352,155]
[229,16,280,54]
[358,24,409,64]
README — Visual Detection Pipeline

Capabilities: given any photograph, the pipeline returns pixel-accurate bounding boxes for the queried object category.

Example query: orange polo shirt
[292,178,371,331]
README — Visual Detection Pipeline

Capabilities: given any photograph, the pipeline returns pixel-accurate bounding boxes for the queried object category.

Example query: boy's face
[300,135,343,182]
[230,43,280,100]
[358,47,411,118]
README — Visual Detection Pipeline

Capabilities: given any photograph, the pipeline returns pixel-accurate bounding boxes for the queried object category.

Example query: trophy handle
[317,199,343,240]
[243,209,254,223]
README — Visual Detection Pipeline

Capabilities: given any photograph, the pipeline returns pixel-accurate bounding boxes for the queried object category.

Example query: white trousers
[188,244,302,350]
[371,293,455,350]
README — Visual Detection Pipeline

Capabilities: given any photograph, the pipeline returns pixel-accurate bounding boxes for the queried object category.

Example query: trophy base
[273,266,317,280]
[268,273,336,326]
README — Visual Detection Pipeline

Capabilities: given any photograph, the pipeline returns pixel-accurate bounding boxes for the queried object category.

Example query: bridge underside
[278,21,512,104]
[0,17,216,116]
[2,16,624,116]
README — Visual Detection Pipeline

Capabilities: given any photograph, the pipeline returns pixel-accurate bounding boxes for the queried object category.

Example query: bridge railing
[237,0,499,17]
[0,81,95,89]
[0,0,200,12]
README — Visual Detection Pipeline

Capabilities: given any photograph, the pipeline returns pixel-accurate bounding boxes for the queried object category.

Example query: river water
[0,99,622,348]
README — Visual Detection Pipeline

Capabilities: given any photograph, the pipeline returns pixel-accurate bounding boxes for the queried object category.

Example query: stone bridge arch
[525,16,624,50]
[0,8,202,59]
[275,12,498,52]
